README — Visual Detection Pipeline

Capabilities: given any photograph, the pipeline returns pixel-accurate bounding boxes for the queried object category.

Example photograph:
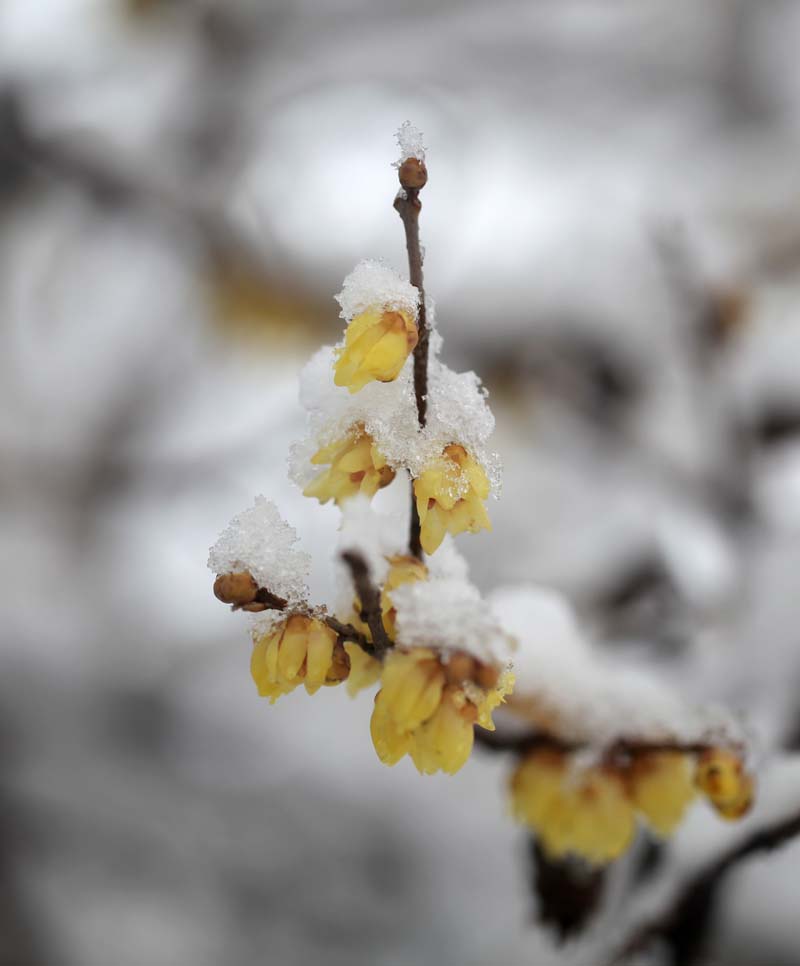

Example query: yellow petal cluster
[334,306,418,393]
[250,615,345,702]
[511,751,636,865]
[694,748,754,820]
[370,647,513,775]
[343,641,382,697]
[627,751,697,836]
[303,426,395,506]
[413,444,491,554]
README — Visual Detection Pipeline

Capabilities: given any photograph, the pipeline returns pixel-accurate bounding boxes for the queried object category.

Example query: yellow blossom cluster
[371,647,514,775]
[250,615,347,703]
[511,746,753,865]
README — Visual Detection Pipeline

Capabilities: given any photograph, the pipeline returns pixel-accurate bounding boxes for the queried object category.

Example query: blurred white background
[2,2,800,964]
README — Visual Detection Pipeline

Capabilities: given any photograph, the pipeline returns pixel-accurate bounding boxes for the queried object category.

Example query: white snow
[334,259,419,322]
[290,347,500,491]
[207,496,311,607]
[492,584,743,747]
[393,576,514,666]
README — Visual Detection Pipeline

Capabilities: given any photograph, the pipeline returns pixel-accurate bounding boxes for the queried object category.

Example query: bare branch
[393,157,429,559]
[340,551,392,658]
[607,804,800,966]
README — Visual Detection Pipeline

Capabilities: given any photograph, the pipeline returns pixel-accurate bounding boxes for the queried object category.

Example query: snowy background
[2,1,800,964]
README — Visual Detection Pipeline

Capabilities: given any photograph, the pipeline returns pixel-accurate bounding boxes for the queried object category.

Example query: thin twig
[394,156,429,559]
[474,728,720,761]
[607,804,800,965]
[340,551,393,658]
[214,571,374,653]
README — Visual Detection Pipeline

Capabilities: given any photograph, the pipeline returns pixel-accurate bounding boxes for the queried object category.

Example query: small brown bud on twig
[240,602,268,612]
[444,652,477,685]
[475,663,500,690]
[398,158,427,190]
[214,571,258,606]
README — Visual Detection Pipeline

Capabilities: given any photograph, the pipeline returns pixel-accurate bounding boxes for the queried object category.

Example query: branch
[607,804,800,966]
[474,728,718,761]
[212,571,374,654]
[340,551,392,658]
[393,155,429,559]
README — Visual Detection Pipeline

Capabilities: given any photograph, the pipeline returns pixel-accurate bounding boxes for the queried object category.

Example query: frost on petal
[393,576,514,667]
[492,585,744,749]
[290,347,501,494]
[334,260,419,323]
[394,120,426,164]
[208,496,311,607]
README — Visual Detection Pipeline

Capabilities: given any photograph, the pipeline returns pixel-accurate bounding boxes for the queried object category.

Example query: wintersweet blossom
[333,306,418,393]
[414,444,491,554]
[627,751,697,836]
[370,647,514,774]
[511,751,636,865]
[303,425,395,505]
[250,615,346,702]
[695,748,754,820]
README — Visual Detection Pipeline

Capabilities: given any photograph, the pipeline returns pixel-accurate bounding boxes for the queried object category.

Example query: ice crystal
[394,120,426,164]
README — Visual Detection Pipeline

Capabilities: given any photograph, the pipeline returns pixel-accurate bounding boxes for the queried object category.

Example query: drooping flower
[369,646,513,774]
[413,444,491,554]
[627,751,696,836]
[250,615,346,702]
[303,425,395,506]
[511,751,636,865]
[343,641,382,697]
[695,748,754,820]
[333,306,418,393]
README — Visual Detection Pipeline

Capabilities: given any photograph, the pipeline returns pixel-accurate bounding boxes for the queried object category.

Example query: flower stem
[394,163,429,559]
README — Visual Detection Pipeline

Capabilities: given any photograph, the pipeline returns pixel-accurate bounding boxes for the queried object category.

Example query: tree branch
[394,156,429,559]
[212,571,374,654]
[340,551,392,658]
[474,728,719,761]
[607,804,800,966]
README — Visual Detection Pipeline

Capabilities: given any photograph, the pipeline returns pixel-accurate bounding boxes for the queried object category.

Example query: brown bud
[444,651,477,685]
[398,158,427,190]
[214,571,258,606]
[326,642,351,683]
[240,602,268,613]
[475,663,500,690]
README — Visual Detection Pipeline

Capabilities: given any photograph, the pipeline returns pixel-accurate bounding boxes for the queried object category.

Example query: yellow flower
[370,689,413,765]
[379,648,445,733]
[250,615,344,702]
[408,686,476,775]
[334,306,418,393]
[627,752,696,836]
[380,555,428,638]
[511,751,636,865]
[695,748,754,820]
[303,426,395,506]
[369,647,513,774]
[343,642,382,697]
[413,444,491,554]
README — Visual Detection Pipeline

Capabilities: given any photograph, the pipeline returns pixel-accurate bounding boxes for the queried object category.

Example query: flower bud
[214,571,258,605]
[398,158,427,190]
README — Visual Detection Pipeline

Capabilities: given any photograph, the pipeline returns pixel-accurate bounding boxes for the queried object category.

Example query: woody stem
[394,173,429,559]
